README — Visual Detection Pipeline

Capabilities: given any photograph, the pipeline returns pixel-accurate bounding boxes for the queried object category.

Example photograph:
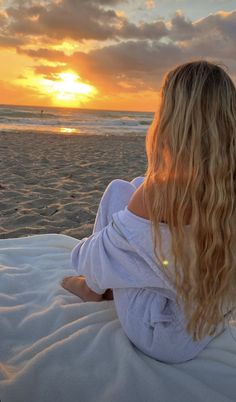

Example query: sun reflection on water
[60,127,77,134]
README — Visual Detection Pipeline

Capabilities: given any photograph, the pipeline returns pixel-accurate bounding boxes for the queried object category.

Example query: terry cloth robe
[71,178,218,364]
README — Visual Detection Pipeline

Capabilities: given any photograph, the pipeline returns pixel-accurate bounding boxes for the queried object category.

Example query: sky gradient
[0,0,236,111]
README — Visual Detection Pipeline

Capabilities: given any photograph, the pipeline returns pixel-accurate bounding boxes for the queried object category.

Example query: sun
[40,71,97,106]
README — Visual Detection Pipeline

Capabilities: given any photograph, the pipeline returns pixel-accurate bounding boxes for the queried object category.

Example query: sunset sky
[0,0,236,111]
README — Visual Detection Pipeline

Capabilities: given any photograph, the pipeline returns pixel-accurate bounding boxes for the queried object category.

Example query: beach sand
[0,131,146,239]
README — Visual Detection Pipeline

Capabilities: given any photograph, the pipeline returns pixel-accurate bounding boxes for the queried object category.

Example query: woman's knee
[95,179,136,224]
[106,179,135,193]
[104,179,136,204]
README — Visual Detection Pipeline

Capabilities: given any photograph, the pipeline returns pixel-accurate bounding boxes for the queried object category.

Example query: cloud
[168,10,236,47]
[17,47,69,62]
[0,34,25,47]
[2,1,235,48]
[86,40,182,76]
[145,0,155,9]
[5,0,120,40]
[169,10,196,40]
[23,40,183,93]
[1,1,236,98]
[175,10,236,62]
[0,10,7,23]
[15,7,236,95]
[118,20,168,40]
[2,0,168,42]
[168,8,236,45]
[4,0,117,40]
[33,65,68,80]
[194,9,236,39]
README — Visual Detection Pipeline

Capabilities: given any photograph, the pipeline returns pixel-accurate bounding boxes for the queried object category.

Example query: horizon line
[0,102,155,114]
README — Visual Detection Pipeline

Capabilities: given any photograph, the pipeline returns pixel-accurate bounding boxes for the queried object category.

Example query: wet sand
[0,131,146,239]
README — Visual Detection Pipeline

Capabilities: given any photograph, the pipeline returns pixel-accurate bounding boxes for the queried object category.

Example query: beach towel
[0,233,236,402]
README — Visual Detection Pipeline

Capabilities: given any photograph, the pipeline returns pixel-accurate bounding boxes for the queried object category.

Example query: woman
[62,60,236,363]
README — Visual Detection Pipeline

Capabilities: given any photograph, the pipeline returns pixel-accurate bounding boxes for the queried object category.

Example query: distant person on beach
[40,110,44,117]
[61,60,236,363]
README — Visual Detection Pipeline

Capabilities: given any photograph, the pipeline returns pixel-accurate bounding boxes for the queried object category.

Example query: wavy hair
[144,60,236,341]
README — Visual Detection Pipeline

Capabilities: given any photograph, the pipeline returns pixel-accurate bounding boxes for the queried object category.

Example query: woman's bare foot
[61,276,103,301]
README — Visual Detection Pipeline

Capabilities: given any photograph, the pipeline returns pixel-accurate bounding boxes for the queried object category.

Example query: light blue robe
[71,178,215,363]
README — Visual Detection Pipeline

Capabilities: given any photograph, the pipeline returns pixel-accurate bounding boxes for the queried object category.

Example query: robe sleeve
[71,218,173,295]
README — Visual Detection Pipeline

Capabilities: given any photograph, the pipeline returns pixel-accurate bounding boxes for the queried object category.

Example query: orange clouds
[0,1,235,110]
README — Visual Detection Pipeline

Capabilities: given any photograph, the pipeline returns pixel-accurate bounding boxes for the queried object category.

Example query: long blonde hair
[144,60,236,341]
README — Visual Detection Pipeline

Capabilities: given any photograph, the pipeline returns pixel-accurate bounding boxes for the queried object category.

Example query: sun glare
[40,71,97,106]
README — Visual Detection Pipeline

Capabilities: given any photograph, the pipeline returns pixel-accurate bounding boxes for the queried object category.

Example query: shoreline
[0,131,146,239]
[0,128,146,138]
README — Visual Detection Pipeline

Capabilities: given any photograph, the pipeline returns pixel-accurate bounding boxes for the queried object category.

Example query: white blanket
[0,234,236,402]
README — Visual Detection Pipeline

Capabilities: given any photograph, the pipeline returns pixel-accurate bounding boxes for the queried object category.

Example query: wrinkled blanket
[0,234,236,402]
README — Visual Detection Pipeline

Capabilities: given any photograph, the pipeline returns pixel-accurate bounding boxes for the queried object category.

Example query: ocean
[0,104,154,137]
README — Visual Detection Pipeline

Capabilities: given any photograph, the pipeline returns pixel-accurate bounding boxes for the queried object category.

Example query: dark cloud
[2,0,168,42]
[164,8,236,59]
[194,9,236,39]
[86,40,182,76]
[118,19,168,40]
[176,10,236,62]
[168,9,236,45]
[6,0,123,40]
[17,7,236,92]
[25,40,183,92]
[1,1,236,94]
[2,1,235,48]
[33,65,68,80]
[82,40,183,91]
[5,0,119,40]
[0,34,25,47]
[17,47,69,62]
[169,11,196,40]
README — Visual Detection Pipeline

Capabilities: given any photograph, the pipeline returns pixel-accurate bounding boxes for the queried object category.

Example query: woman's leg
[93,177,144,300]
[62,177,144,299]
[93,177,144,234]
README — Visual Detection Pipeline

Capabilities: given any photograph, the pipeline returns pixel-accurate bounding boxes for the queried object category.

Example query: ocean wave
[0,105,153,137]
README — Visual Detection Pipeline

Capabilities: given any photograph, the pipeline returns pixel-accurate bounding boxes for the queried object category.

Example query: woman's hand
[61,275,104,301]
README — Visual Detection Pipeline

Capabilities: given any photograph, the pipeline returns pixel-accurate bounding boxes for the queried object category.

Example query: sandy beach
[0,131,146,239]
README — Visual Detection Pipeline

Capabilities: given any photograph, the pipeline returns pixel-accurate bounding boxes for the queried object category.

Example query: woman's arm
[61,276,113,301]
